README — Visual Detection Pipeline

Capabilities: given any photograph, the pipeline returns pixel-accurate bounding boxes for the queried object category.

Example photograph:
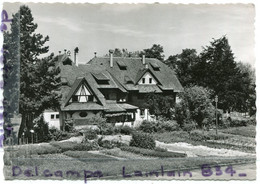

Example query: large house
[44,50,183,130]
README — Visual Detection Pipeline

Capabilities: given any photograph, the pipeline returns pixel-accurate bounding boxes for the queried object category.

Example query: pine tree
[194,36,244,112]
[4,5,61,141]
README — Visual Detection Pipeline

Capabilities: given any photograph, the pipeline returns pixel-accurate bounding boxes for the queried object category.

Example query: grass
[5,153,255,180]
[120,146,186,158]
[219,125,256,138]
[153,126,256,153]
[63,151,117,161]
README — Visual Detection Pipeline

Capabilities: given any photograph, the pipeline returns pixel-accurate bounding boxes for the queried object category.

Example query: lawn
[4,152,255,181]
[153,126,256,153]
[219,125,256,138]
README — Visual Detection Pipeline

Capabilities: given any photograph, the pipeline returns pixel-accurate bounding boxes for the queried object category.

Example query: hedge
[120,146,186,158]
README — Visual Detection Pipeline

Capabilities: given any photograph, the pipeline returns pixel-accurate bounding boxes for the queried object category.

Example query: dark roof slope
[88,57,183,92]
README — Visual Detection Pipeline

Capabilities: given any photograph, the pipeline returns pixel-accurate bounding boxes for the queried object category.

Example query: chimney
[94,52,97,58]
[142,54,145,65]
[64,49,67,53]
[109,49,114,68]
[74,47,79,66]
[145,64,148,69]
[58,51,61,55]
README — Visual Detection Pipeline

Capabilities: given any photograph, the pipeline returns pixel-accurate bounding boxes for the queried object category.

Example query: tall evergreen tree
[193,36,244,112]
[4,5,61,141]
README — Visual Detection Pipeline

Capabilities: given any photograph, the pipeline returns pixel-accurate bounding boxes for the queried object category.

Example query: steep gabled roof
[88,57,183,92]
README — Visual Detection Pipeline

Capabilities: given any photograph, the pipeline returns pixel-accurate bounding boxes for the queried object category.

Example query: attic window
[92,73,109,85]
[117,60,127,70]
[124,76,134,84]
[150,63,160,71]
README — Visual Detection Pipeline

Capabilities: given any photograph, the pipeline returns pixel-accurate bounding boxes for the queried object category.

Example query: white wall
[43,111,60,130]
[138,72,157,85]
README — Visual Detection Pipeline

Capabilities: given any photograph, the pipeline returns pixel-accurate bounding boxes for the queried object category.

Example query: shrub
[182,121,196,133]
[49,128,70,141]
[230,119,247,127]
[139,120,157,133]
[157,120,180,132]
[189,130,209,141]
[97,137,125,149]
[154,147,167,152]
[120,146,186,158]
[33,114,50,142]
[64,119,75,132]
[120,126,134,135]
[130,132,155,150]
[74,141,100,151]
[84,129,98,140]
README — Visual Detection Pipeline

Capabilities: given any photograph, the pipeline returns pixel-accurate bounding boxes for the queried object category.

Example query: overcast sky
[4,3,255,66]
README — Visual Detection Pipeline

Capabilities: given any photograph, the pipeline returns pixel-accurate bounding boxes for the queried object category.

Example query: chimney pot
[74,47,79,66]
[142,55,145,65]
[64,49,67,53]
[94,52,97,57]
[109,50,114,68]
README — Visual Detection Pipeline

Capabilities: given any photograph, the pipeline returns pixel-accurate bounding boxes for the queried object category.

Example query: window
[72,84,95,103]
[149,78,152,84]
[142,78,145,84]
[56,114,59,119]
[79,112,88,117]
[51,114,55,119]
[140,109,145,116]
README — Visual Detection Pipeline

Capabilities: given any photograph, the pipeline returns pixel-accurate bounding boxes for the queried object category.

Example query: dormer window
[124,75,134,84]
[117,60,127,70]
[150,63,160,71]
[92,72,109,85]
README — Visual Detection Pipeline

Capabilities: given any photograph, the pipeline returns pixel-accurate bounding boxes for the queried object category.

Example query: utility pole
[215,95,218,135]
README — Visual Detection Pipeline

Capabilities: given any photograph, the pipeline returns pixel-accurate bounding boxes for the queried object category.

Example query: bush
[182,121,196,133]
[154,147,167,152]
[120,126,134,135]
[49,128,70,141]
[64,119,75,132]
[120,146,186,158]
[97,137,125,149]
[130,132,155,150]
[189,130,229,141]
[157,120,180,132]
[84,129,98,140]
[230,119,247,127]
[139,120,157,133]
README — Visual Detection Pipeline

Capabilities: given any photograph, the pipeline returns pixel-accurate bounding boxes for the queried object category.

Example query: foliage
[175,85,215,129]
[48,127,79,141]
[97,137,126,149]
[32,114,50,142]
[120,146,186,158]
[142,44,165,61]
[144,93,175,118]
[138,120,158,133]
[157,119,180,132]
[119,126,134,135]
[220,125,256,138]
[129,132,156,150]
[64,119,75,132]
[83,129,98,140]
[229,119,247,127]
[189,130,229,141]
[164,49,199,86]
[4,6,61,140]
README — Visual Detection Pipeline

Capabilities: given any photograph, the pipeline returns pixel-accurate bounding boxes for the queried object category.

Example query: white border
[0,1,258,184]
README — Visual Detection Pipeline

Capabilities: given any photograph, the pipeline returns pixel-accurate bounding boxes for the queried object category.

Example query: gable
[138,72,157,85]
[69,82,97,103]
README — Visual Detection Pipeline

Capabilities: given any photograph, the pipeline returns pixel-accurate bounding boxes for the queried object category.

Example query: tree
[144,93,175,119]
[193,36,244,112]
[175,85,215,129]
[4,6,61,141]
[142,44,164,61]
[164,49,199,86]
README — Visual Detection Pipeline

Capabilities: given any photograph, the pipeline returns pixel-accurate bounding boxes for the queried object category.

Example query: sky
[3,2,255,66]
